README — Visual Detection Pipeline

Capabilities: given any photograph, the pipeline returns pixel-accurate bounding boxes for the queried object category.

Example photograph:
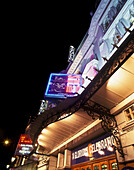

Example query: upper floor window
[124,104,134,122]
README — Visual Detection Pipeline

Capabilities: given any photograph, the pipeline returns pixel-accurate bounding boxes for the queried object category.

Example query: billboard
[15,134,33,156]
[71,133,115,165]
[45,73,83,98]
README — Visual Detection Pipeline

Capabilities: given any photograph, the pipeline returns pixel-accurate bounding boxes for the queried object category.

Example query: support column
[49,156,57,170]
[64,149,71,169]
[57,153,64,169]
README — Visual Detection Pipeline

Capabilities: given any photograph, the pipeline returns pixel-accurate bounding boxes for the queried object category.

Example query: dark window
[87,167,91,170]
[94,165,99,170]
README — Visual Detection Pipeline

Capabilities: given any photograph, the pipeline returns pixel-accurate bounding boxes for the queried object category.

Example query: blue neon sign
[45,73,82,98]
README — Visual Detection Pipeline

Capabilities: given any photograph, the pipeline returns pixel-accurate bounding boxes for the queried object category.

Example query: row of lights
[84,146,114,157]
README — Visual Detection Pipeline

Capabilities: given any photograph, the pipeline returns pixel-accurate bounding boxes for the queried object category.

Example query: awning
[26,31,134,156]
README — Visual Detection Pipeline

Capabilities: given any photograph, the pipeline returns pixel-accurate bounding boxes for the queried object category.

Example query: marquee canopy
[26,31,134,157]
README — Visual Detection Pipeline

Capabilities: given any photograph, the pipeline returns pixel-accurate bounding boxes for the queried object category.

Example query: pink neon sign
[45,74,82,98]
[66,75,81,93]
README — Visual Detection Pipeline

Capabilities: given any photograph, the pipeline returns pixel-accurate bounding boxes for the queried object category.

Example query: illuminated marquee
[15,134,33,156]
[45,73,82,98]
[71,133,115,165]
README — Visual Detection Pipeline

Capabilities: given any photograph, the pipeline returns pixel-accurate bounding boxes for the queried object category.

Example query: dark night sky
[1,0,98,168]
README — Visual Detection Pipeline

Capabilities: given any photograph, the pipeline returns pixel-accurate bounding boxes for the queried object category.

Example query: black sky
[1,0,97,168]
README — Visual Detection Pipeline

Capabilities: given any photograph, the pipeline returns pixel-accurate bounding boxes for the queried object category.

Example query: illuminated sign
[71,133,115,165]
[45,73,82,98]
[38,100,48,115]
[15,135,33,156]
[19,134,33,144]
[68,45,75,62]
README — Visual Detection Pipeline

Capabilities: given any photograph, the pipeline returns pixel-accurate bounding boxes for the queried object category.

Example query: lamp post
[4,139,10,146]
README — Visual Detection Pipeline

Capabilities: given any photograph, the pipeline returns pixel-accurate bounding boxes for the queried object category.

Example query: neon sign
[68,45,75,62]
[15,135,33,156]
[19,134,33,144]
[45,73,82,98]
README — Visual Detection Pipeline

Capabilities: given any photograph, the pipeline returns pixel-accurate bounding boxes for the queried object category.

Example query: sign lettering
[71,134,115,165]
[45,74,82,98]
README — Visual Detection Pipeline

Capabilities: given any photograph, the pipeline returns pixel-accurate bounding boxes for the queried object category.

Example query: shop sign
[15,134,33,156]
[45,73,82,98]
[71,133,115,165]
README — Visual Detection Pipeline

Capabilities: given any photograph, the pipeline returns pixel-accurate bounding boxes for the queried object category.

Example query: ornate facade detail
[82,99,125,159]
[26,31,133,160]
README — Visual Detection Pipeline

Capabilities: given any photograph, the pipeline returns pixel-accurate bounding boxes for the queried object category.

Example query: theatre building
[12,0,134,169]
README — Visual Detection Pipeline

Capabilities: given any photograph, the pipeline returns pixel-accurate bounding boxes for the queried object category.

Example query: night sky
[1,1,98,168]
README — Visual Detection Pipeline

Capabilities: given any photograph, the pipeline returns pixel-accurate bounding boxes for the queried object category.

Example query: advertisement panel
[15,134,33,156]
[71,133,115,165]
[45,73,83,98]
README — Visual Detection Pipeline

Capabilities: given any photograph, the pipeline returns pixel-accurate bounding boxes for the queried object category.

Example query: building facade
[12,0,134,169]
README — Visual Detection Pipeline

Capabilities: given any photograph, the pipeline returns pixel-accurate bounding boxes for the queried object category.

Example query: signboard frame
[45,73,83,98]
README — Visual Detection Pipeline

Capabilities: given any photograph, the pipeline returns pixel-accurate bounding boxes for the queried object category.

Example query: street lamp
[4,139,10,145]
[6,165,10,169]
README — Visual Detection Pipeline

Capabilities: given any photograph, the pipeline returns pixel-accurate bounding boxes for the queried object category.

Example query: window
[101,164,107,170]
[87,167,91,170]
[94,165,99,170]
[124,104,134,121]
[111,162,118,170]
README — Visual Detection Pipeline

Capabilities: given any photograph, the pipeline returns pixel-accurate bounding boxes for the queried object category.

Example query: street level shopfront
[71,133,117,170]
[72,155,117,170]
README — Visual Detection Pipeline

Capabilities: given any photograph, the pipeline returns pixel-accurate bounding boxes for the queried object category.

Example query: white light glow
[11,157,16,162]
[49,119,101,154]
[41,129,48,134]
[84,148,88,157]
[6,165,10,169]
[38,134,45,144]
[98,150,105,155]
[107,68,125,88]
[107,146,114,152]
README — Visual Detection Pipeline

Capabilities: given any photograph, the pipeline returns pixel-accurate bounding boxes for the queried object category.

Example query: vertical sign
[68,46,75,62]
[15,134,33,156]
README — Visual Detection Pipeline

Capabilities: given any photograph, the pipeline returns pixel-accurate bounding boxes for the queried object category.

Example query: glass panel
[111,162,118,170]
[94,165,99,170]
[101,164,107,170]
[87,167,91,170]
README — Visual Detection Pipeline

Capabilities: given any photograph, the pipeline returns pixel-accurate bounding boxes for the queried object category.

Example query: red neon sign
[66,75,81,93]
[19,134,33,145]
[15,134,33,156]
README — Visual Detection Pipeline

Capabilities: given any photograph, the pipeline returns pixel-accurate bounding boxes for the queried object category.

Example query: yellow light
[4,140,10,145]
[6,165,10,169]
[11,157,16,162]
